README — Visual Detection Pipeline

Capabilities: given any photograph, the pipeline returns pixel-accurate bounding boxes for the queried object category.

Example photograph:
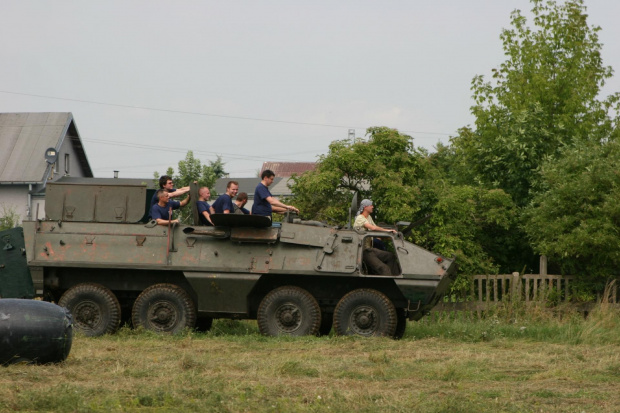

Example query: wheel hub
[350,305,378,336]
[74,300,101,329]
[148,301,178,331]
[275,303,302,333]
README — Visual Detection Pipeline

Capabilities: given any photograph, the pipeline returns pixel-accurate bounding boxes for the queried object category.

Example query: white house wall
[0,185,28,225]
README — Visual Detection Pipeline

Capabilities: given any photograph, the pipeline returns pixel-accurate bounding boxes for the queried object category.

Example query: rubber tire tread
[333,288,397,337]
[58,283,121,337]
[393,308,407,340]
[132,283,196,334]
[257,286,321,336]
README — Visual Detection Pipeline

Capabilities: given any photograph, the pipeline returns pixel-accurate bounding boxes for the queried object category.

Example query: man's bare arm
[168,186,190,198]
[265,196,299,213]
[179,194,190,207]
[156,218,179,226]
[363,221,396,233]
[201,211,214,225]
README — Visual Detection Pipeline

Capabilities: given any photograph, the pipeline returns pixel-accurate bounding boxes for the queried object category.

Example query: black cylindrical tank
[0,299,73,365]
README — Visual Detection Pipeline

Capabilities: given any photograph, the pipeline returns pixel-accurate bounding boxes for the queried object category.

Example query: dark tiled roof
[213,177,294,198]
[260,162,316,177]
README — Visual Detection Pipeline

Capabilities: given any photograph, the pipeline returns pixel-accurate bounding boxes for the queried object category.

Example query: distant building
[0,113,93,223]
[260,161,316,178]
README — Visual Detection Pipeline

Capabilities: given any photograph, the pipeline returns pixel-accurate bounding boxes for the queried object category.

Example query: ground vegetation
[2,303,618,412]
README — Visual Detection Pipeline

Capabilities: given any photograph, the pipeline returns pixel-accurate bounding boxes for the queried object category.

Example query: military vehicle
[2,180,456,338]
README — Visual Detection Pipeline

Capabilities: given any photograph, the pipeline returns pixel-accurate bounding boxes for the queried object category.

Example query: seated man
[233,192,250,214]
[150,175,190,210]
[251,169,299,218]
[197,187,214,226]
[353,199,399,276]
[151,189,190,226]
[210,181,239,214]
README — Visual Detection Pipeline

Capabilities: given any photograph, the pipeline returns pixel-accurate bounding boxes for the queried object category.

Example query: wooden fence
[431,273,619,316]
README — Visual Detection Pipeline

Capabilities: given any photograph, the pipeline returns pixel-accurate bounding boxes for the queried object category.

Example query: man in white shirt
[353,199,399,275]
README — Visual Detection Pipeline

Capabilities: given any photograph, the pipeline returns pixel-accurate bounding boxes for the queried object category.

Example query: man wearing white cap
[353,199,399,275]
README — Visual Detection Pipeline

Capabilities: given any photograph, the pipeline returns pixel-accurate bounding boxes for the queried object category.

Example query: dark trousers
[363,248,399,276]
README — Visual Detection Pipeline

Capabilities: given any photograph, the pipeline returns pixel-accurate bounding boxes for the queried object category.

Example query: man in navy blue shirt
[151,189,190,226]
[150,175,190,211]
[251,170,298,218]
[197,187,214,225]
[211,181,239,214]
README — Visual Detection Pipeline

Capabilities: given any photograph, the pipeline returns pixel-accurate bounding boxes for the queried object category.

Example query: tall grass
[414,292,620,346]
[1,299,618,412]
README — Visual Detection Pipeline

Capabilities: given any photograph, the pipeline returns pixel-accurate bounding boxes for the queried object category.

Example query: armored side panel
[0,227,34,299]
[45,182,148,223]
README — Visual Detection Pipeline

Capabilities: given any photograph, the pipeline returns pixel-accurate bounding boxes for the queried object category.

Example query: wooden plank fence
[431,273,619,317]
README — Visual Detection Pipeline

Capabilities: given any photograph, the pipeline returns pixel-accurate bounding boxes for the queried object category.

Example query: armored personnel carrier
[3,180,456,338]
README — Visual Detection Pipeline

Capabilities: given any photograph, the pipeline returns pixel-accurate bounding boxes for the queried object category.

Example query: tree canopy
[523,139,620,286]
[155,151,226,191]
[290,127,518,293]
[291,0,620,294]
[449,0,617,205]
[290,127,427,225]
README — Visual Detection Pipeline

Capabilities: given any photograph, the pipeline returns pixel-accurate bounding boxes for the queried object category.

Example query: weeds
[417,296,620,346]
[1,302,619,412]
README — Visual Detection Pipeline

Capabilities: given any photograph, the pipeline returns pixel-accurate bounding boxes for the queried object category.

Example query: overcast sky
[1,1,618,179]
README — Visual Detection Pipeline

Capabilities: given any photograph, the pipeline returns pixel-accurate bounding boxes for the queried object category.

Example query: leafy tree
[449,0,617,205]
[290,127,427,225]
[155,151,226,190]
[290,127,518,292]
[413,185,517,293]
[523,139,620,288]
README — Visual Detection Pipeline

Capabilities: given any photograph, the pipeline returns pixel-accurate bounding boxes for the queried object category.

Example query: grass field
[2,305,619,413]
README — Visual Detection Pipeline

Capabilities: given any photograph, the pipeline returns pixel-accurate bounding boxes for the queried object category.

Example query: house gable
[0,112,93,184]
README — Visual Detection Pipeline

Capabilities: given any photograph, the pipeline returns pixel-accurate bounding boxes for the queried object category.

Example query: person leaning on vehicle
[150,175,190,210]
[210,181,239,214]
[353,199,399,276]
[233,192,250,214]
[151,189,190,226]
[196,187,214,225]
[251,169,298,218]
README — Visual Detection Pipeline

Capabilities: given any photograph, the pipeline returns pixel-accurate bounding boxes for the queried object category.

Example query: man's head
[226,181,239,197]
[236,192,248,206]
[358,199,373,215]
[199,187,211,200]
[156,189,170,204]
[261,169,275,187]
[159,175,174,190]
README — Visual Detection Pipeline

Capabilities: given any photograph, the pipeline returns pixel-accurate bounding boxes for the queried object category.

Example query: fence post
[511,272,521,302]
[540,255,548,276]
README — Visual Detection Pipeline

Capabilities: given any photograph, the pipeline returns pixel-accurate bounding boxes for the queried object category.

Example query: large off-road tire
[58,283,121,337]
[333,289,397,337]
[257,286,321,336]
[318,312,333,336]
[393,308,407,340]
[132,284,196,334]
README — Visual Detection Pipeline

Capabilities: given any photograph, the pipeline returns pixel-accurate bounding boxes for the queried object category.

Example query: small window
[64,153,70,175]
